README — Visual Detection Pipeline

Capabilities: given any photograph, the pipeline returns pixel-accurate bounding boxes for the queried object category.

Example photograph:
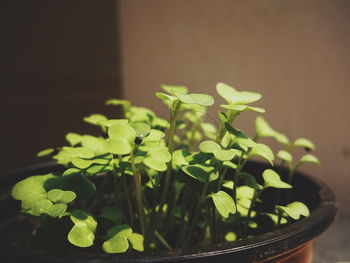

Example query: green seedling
[11,82,319,254]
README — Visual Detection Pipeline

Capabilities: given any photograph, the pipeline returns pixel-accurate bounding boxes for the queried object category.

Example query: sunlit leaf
[299,154,320,165]
[239,173,262,190]
[47,189,76,204]
[83,114,107,125]
[216,82,261,104]
[211,191,236,218]
[161,85,188,95]
[66,133,82,146]
[276,201,310,220]
[102,138,133,155]
[128,233,144,252]
[277,150,293,163]
[248,143,274,165]
[47,203,67,218]
[199,140,221,153]
[68,222,95,248]
[263,169,292,189]
[130,122,151,138]
[173,90,214,106]
[225,232,237,242]
[221,104,265,113]
[172,150,190,170]
[254,116,289,144]
[294,138,315,151]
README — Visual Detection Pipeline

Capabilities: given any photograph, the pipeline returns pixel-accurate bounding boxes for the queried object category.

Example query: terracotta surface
[261,242,313,263]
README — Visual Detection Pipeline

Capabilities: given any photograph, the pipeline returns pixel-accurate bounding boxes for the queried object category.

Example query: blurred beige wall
[119,0,350,208]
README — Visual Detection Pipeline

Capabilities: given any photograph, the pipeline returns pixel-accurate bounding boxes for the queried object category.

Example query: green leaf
[263,213,288,225]
[277,150,293,163]
[98,119,129,127]
[199,140,221,153]
[263,169,292,189]
[12,174,55,201]
[255,116,289,144]
[108,123,137,144]
[173,90,214,106]
[143,157,167,172]
[216,82,262,104]
[70,210,97,232]
[224,122,255,147]
[236,186,255,199]
[211,191,236,218]
[37,148,55,157]
[182,164,218,183]
[148,148,171,162]
[299,154,320,165]
[128,233,144,252]
[276,201,310,220]
[225,232,237,242]
[161,85,188,95]
[222,180,234,190]
[68,222,95,247]
[172,150,190,170]
[102,138,133,155]
[31,199,53,214]
[221,104,265,113]
[103,237,129,254]
[66,133,82,146]
[71,158,95,169]
[47,189,76,203]
[239,173,262,190]
[83,114,107,125]
[81,135,105,154]
[222,161,237,170]
[99,206,124,224]
[106,225,132,239]
[129,122,151,138]
[213,149,237,161]
[294,138,315,151]
[248,143,274,165]
[47,203,67,218]
[105,99,131,108]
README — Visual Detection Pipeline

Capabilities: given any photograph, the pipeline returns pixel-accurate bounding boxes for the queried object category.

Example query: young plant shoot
[12,83,319,254]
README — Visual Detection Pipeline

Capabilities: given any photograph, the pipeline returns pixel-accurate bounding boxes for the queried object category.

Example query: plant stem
[130,150,147,236]
[155,230,173,250]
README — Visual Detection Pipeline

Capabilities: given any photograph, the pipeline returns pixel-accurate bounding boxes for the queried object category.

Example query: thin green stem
[130,150,147,236]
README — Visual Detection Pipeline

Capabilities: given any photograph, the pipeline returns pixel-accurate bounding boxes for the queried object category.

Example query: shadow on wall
[0,1,122,173]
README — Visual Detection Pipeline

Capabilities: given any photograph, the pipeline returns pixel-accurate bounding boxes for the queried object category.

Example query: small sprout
[275,202,310,220]
[83,114,107,125]
[294,138,315,151]
[263,169,292,189]
[210,191,236,219]
[182,163,218,183]
[299,154,320,166]
[216,82,262,105]
[254,116,289,144]
[277,150,293,164]
[66,133,82,146]
[248,144,275,165]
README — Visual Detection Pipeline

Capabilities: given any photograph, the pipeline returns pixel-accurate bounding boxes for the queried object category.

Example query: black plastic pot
[0,161,336,263]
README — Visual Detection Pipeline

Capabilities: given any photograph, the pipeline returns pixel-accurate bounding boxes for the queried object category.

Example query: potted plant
[0,83,336,263]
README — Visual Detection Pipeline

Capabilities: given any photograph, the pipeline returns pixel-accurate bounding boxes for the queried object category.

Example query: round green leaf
[294,138,315,151]
[83,114,107,125]
[263,169,292,189]
[70,210,97,232]
[102,237,129,254]
[211,191,236,218]
[236,186,255,199]
[103,138,133,155]
[255,116,289,144]
[172,150,190,170]
[173,90,214,106]
[31,199,53,214]
[248,143,275,165]
[106,225,132,239]
[225,232,237,242]
[108,123,136,144]
[98,119,129,127]
[182,164,217,183]
[66,133,82,146]
[71,158,94,169]
[276,201,310,220]
[199,140,221,153]
[300,154,320,165]
[47,189,76,203]
[161,85,188,95]
[105,99,131,107]
[47,203,67,218]
[216,82,262,104]
[149,148,171,162]
[213,149,237,161]
[68,222,95,248]
[128,233,144,252]
[277,150,293,163]
[143,157,167,172]
[130,122,151,138]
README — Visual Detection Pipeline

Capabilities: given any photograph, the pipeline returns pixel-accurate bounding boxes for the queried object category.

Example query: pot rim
[0,161,337,263]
